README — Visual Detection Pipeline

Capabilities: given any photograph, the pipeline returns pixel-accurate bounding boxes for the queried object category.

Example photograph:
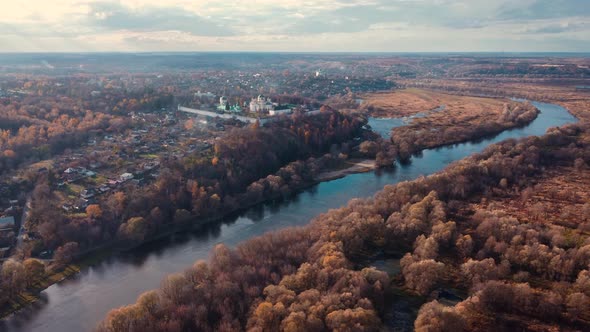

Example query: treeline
[390,101,539,159]
[98,122,590,331]
[0,100,129,174]
[21,109,363,259]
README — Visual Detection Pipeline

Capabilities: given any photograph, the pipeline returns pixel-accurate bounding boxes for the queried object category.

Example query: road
[15,196,31,250]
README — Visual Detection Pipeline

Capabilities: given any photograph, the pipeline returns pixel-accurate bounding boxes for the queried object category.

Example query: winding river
[1,101,577,332]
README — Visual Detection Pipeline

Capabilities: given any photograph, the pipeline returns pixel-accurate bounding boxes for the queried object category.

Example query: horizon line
[1,51,589,57]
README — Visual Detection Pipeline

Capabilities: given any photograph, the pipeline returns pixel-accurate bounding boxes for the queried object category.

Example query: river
[1,101,577,332]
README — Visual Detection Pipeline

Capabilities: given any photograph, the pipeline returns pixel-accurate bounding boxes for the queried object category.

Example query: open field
[362,88,513,118]
[399,78,590,122]
[374,89,540,154]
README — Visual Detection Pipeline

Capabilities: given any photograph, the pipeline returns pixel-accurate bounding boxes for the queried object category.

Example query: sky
[0,0,589,52]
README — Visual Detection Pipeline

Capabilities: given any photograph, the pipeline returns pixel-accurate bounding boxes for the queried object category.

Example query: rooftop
[0,216,15,229]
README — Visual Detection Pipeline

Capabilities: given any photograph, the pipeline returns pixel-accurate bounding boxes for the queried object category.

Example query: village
[0,85,336,260]
[0,102,234,259]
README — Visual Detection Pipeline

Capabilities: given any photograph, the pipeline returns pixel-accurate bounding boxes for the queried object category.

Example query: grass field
[362,88,508,118]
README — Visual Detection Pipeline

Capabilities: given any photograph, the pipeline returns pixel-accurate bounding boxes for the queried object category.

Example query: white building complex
[249,95,275,113]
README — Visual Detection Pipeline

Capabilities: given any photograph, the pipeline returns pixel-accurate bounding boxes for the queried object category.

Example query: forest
[95,114,590,330]
[390,101,539,158]
[0,108,365,311]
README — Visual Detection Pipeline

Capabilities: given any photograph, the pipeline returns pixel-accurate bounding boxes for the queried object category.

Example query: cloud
[86,1,234,36]
[0,0,589,52]
[525,22,589,34]
[497,0,590,20]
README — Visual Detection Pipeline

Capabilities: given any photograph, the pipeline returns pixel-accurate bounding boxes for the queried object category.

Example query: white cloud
[0,0,588,52]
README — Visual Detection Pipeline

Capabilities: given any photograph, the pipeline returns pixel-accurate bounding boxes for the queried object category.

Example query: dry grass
[362,88,509,118]
[397,79,590,122]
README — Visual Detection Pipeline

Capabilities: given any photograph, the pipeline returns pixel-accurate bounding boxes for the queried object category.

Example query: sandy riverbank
[315,159,377,182]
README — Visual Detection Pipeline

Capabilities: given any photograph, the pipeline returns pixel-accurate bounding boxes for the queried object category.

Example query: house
[84,170,97,177]
[120,173,134,182]
[131,179,145,186]
[80,189,95,199]
[73,200,89,212]
[64,167,77,174]
[0,216,15,230]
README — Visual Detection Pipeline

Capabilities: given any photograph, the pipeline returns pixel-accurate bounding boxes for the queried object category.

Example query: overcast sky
[1,0,589,52]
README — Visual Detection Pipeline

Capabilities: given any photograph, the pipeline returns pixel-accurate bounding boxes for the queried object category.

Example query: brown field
[374,88,539,154]
[398,78,590,122]
[362,88,511,118]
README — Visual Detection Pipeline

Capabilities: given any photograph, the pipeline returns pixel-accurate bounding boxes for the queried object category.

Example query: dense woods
[30,109,362,248]
[0,100,126,173]
[0,109,365,312]
[389,101,539,160]
[97,113,590,330]
[1,54,588,328]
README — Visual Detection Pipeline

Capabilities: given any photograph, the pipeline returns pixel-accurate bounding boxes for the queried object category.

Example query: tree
[107,191,126,219]
[118,217,149,242]
[461,258,507,287]
[1,259,26,297]
[184,119,194,130]
[325,308,381,331]
[359,141,378,156]
[53,242,79,270]
[86,204,103,220]
[566,292,590,321]
[160,273,190,305]
[401,255,445,295]
[23,258,45,287]
[173,209,191,225]
[456,235,473,258]
[415,300,465,332]
[574,158,587,170]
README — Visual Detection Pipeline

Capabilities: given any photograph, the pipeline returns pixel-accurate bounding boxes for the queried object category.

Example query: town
[0,56,395,265]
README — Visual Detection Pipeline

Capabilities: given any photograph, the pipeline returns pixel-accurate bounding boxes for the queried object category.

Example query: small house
[120,173,134,182]
[64,167,77,174]
[80,189,95,199]
[0,216,15,230]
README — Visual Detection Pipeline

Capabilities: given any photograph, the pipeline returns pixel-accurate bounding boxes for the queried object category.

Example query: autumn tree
[415,300,465,332]
[23,258,46,287]
[86,204,103,220]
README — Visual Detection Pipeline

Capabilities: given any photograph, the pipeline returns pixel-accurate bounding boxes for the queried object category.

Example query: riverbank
[0,97,556,320]
[1,99,578,332]
[93,102,585,332]
[315,159,376,182]
[388,96,540,154]
[0,156,379,320]
[0,248,114,319]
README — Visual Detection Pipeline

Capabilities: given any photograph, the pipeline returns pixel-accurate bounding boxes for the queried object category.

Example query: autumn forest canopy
[0,53,589,331]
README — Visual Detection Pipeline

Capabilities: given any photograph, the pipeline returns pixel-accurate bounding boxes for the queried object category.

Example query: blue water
[368,105,445,138]
[1,101,578,332]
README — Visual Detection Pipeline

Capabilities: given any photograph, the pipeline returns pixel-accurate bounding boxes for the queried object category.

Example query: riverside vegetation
[98,114,590,331]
